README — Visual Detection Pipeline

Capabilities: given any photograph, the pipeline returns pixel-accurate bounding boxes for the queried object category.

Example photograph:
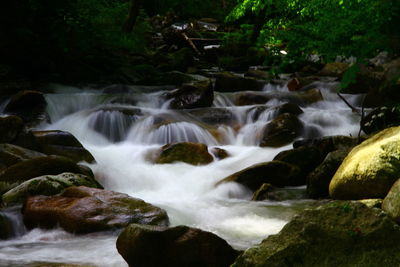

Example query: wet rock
[210,147,229,160]
[330,126,400,200]
[234,92,270,106]
[187,107,235,126]
[252,183,307,201]
[260,113,303,147]
[382,179,400,223]
[232,201,400,267]
[117,224,239,267]
[214,72,265,92]
[361,106,400,135]
[4,90,48,127]
[0,143,45,168]
[248,103,303,121]
[32,130,95,163]
[307,149,351,199]
[0,155,91,185]
[245,69,272,80]
[0,115,23,143]
[318,62,349,77]
[88,107,142,142]
[340,64,384,94]
[216,160,302,190]
[295,88,323,104]
[274,146,323,185]
[23,186,169,233]
[2,172,102,204]
[155,142,213,165]
[166,79,214,109]
[293,135,360,158]
[286,77,313,91]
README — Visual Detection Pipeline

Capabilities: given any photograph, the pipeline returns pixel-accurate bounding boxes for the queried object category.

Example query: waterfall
[0,80,363,266]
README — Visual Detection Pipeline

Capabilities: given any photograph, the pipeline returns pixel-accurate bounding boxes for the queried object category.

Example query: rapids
[0,81,363,266]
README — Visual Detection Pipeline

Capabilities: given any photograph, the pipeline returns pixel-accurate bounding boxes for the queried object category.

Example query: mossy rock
[232,201,400,267]
[117,224,239,267]
[155,142,213,165]
[2,172,103,204]
[260,113,303,147]
[329,126,400,199]
[0,143,45,167]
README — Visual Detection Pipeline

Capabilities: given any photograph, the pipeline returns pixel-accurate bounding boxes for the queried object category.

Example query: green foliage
[227,0,400,61]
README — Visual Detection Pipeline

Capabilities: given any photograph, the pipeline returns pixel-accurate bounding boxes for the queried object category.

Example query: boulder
[329,126,400,200]
[0,155,92,185]
[0,143,45,167]
[32,130,95,163]
[234,92,270,106]
[155,142,213,165]
[2,172,102,204]
[216,161,302,190]
[274,146,323,185]
[318,62,349,77]
[382,179,400,223]
[23,186,169,233]
[340,64,384,94]
[294,88,324,104]
[210,147,229,160]
[307,149,350,199]
[286,77,313,91]
[0,115,23,143]
[232,201,400,267]
[166,79,214,109]
[187,108,235,126]
[117,224,239,267]
[252,183,307,201]
[4,90,48,127]
[248,103,303,121]
[260,113,303,147]
[214,72,265,92]
[245,69,272,80]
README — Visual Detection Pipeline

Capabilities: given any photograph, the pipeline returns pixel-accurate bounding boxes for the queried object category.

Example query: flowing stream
[0,81,363,266]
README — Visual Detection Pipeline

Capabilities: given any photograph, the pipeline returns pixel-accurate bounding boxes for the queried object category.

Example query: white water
[0,81,363,266]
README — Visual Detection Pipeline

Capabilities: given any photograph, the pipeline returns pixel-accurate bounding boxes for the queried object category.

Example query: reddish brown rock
[23,186,169,233]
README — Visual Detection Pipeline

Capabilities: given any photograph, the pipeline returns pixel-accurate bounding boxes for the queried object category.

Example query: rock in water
[32,130,95,163]
[166,80,214,109]
[2,172,102,204]
[216,161,302,190]
[155,142,213,165]
[232,201,400,267]
[329,126,400,199]
[23,186,169,233]
[260,113,303,147]
[117,224,239,267]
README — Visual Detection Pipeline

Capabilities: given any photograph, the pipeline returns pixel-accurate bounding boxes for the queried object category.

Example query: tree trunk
[122,0,141,33]
[250,6,267,43]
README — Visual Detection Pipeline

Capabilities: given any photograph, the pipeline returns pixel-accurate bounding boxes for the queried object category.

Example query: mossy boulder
[0,115,23,143]
[32,130,95,163]
[0,155,92,185]
[216,161,302,191]
[260,113,303,147]
[329,126,400,200]
[23,186,169,233]
[0,143,45,167]
[155,142,213,165]
[232,201,400,267]
[2,172,102,204]
[117,224,239,267]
